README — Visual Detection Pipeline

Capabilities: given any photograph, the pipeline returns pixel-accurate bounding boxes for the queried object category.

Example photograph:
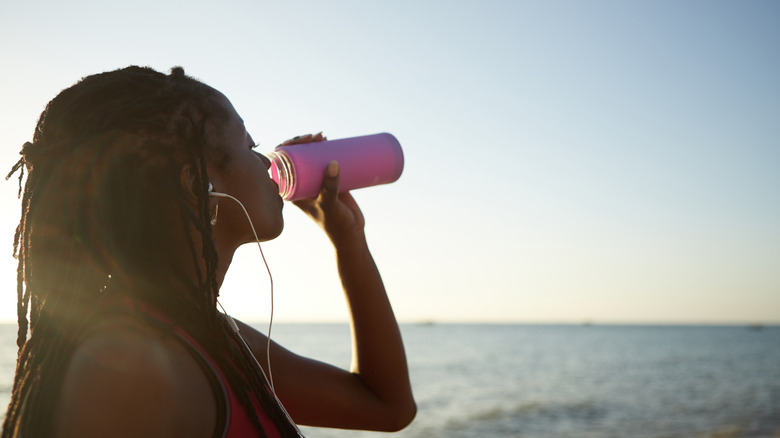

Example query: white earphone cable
[209,191,276,392]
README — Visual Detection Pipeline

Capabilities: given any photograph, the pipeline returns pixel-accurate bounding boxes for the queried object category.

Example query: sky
[0,0,778,324]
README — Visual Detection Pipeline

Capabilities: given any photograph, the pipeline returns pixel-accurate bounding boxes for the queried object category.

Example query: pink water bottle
[266,133,404,201]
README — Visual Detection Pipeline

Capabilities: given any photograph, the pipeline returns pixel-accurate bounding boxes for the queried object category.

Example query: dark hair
[2,66,297,437]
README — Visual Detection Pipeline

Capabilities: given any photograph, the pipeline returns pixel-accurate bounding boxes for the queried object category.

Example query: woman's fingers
[318,160,340,206]
[279,132,326,146]
[291,160,339,216]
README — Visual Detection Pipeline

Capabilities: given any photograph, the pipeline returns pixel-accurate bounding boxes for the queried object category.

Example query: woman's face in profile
[207,92,285,246]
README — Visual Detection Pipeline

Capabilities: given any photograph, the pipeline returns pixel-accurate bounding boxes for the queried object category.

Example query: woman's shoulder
[69,316,182,376]
[54,316,217,437]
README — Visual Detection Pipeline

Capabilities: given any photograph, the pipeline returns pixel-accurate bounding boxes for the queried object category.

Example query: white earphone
[207,182,229,198]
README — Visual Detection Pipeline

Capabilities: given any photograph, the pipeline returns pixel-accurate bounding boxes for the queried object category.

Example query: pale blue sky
[1,1,778,323]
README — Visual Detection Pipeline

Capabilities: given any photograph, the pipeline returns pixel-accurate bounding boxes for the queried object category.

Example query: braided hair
[2,66,299,437]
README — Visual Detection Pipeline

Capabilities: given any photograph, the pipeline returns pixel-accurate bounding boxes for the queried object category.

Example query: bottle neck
[266,151,295,200]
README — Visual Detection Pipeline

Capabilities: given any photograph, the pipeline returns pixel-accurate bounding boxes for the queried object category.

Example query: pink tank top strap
[103,298,285,438]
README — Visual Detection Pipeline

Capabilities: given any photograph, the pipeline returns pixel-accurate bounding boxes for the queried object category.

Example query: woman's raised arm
[234,158,415,431]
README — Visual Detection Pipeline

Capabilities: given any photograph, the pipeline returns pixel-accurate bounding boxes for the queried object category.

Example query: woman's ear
[179,164,200,205]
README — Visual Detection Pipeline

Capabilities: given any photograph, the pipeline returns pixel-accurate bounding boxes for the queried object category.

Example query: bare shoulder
[55,317,217,438]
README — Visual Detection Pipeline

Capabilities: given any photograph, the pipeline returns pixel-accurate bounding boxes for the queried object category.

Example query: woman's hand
[293,162,366,246]
[279,132,366,246]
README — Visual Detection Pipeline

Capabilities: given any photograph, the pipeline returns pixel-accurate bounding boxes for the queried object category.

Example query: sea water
[0,323,778,437]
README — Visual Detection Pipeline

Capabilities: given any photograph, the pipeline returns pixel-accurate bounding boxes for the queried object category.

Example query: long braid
[2,66,300,437]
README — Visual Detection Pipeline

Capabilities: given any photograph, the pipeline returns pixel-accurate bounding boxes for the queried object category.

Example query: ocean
[0,323,778,437]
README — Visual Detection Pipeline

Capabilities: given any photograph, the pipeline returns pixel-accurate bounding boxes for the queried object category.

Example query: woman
[3,66,415,437]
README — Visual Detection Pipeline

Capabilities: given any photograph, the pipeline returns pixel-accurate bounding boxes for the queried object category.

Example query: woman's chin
[253,221,284,243]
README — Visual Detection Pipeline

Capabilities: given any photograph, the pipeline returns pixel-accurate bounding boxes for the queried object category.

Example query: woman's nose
[258,152,272,170]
